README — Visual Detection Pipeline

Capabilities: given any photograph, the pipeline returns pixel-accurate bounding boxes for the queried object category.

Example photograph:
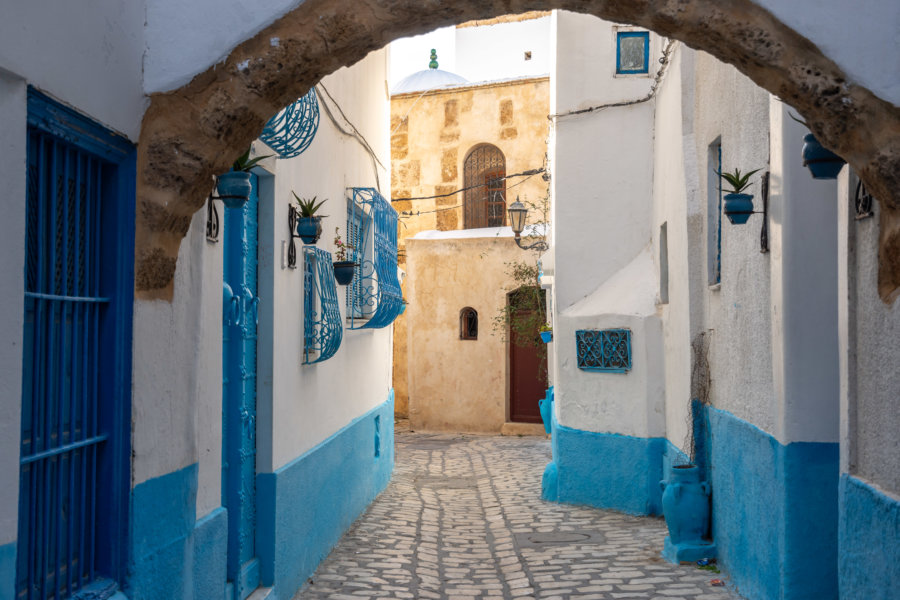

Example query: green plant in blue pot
[217,149,271,208]
[791,113,845,179]
[293,193,327,244]
[716,167,760,225]
[332,226,357,284]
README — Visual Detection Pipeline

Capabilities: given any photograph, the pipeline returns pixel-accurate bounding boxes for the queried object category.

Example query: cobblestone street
[294,430,741,600]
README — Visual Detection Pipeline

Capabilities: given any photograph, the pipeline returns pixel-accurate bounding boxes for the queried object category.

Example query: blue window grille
[616,31,650,74]
[259,88,320,158]
[303,246,343,364]
[576,329,632,372]
[346,188,403,329]
[19,88,135,599]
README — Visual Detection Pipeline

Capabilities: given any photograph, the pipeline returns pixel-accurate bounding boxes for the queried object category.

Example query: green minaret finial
[429,49,439,70]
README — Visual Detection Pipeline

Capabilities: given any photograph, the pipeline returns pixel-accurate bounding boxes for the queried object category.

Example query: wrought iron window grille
[463,144,506,229]
[287,204,299,269]
[260,88,320,158]
[303,246,343,364]
[855,178,875,220]
[460,307,478,340]
[346,188,403,329]
[576,329,632,372]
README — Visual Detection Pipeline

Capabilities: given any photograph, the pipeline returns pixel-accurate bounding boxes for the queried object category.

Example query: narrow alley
[296,430,739,600]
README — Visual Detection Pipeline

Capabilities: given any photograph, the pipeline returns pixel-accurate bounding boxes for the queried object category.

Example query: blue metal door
[222,175,260,600]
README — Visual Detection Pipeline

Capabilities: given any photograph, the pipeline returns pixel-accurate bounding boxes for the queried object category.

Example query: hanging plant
[790,113,845,179]
[217,148,272,208]
[716,167,760,224]
[332,227,357,285]
[293,192,327,244]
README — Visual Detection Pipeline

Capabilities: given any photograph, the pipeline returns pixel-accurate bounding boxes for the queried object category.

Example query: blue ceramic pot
[660,465,710,544]
[802,133,845,179]
[539,330,553,343]
[333,261,356,285]
[216,171,252,208]
[296,216,322,244]
[538,387,554,434]
[723,193,754,225]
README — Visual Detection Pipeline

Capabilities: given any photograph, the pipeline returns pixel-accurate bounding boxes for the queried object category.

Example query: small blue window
[616,31,650,74]
[576,329,632,372]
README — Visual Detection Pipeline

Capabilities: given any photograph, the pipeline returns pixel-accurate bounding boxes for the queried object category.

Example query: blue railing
[576,329,632,372]
[303,246,343,364]
[259,88,320,158]
[346,188,403,329]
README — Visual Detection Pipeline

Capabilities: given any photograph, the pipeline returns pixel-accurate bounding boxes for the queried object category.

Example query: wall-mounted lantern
[507,196,549,252]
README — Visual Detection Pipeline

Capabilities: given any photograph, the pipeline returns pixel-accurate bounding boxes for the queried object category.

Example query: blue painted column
[223,175,261,600]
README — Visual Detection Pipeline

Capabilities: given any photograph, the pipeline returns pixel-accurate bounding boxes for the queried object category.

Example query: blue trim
[257,392,395,600]
[542,414,665,515]
[707,407,838,600]
[839,474,900,599]
[616,31,650,74]
[302,246,343,364]
[259,88,319,159]
[0,542,15,600]
[191,508,228,600]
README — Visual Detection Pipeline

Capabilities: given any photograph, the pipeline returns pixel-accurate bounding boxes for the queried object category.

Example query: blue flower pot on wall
[216,171,252,208]
[723,193,754,225]
[802,133,845,179]
[539,330,553,343]
[660,464,716,563]
[333,261,357,285]
[538,387,554,434]
[296,216,322,244]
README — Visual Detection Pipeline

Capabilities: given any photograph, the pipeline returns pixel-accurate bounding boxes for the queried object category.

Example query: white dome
[392,68,468,95]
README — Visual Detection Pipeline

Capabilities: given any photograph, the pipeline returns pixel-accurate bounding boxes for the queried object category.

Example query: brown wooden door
[509,307,548,423]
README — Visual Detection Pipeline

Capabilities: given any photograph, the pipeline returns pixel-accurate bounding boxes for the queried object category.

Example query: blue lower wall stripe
[542,411,665,516]
[707,406,838,600]
[0,541,15,600]
[839,474,900,599]
[191,508,228,600]
[257,391,395,600]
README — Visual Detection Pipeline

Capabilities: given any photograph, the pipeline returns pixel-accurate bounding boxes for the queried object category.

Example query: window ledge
[708,282,721,292]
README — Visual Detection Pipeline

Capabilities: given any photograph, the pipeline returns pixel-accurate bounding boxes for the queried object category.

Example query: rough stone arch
[138,0,900,302]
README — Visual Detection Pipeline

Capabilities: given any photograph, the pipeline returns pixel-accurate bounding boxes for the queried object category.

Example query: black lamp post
[507,196,549,252]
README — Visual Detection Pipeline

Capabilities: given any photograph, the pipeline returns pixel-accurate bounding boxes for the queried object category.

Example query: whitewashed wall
[256,49,392,472]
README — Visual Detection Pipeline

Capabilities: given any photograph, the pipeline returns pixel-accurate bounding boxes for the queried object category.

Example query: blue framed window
[346,188,403,329]
[19,88,135,598]
[616,31,650,74]
[303,246,343,364]
[576,329,632,372]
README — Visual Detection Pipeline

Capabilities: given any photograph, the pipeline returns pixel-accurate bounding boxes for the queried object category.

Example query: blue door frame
[222,176,261,600]
[18,88,135,599]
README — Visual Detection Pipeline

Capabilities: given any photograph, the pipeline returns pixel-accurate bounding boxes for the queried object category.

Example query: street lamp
[507,196,549,252]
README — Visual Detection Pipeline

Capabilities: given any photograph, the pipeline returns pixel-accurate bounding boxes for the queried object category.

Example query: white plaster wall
[256,49,392,472]
[0,0,146,139]
[551,12,656,312]
[132,206,222,496]
[838,170,900,492]
[454,16,552,83]
[0,72,26,545]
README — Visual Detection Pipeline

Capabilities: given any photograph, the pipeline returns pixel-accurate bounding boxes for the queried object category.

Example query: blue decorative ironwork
[19,88,135,599]
[303,246,343,364]
[346,188,403,329]
[259,88,320,158]
[576,329,632,372]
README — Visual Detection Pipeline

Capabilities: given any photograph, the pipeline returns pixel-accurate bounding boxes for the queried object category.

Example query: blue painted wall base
[0,541,15,600]
[662,537,716,564]
[127,464,229,600]
[542,411,665,515]
[708,406,838,600]
[257,392,395,600]
[839,474,900,599]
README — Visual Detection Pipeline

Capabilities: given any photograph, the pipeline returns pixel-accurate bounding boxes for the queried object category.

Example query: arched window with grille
[463,144,506,229]
[460,307,478,340]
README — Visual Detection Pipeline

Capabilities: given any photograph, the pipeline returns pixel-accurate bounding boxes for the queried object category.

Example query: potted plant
[791,113,845,179]
[539,323,553,343]
[293,193,327,244]
[398,298,408,315]
[332,227,357,285]
[716,167,760,224]
[217,148,272,208]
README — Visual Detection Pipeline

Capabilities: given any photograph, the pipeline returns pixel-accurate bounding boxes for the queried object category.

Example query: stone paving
[294,430,741,600]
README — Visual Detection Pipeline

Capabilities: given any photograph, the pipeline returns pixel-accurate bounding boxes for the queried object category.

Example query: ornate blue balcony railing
[303,246,343,364]
[260,88,320,158]
[576,329,632,372]
[346,188,403,329]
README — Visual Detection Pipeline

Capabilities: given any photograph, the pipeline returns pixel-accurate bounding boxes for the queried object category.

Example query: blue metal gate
[222,175,260,600]
[18,89,134,599]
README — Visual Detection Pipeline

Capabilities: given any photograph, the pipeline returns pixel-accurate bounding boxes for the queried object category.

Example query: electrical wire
[391,168,545,202]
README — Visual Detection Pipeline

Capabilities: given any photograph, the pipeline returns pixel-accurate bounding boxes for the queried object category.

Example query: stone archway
[137,0,900,301]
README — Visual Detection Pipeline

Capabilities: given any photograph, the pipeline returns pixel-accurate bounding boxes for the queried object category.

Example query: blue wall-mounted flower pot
[539,330,553,343]
[660,464,716,563]
[802,133,845,179]
[216,171,252,208]
[399,302,407,315]
[296,216,322,244]
[723,193,754,225]
[333,261,356,285]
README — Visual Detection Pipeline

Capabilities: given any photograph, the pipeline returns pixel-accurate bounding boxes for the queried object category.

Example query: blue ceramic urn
[296,216,322,244]
[660,464,710,544]
[802,133,845,179]
[723,193,754,225]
